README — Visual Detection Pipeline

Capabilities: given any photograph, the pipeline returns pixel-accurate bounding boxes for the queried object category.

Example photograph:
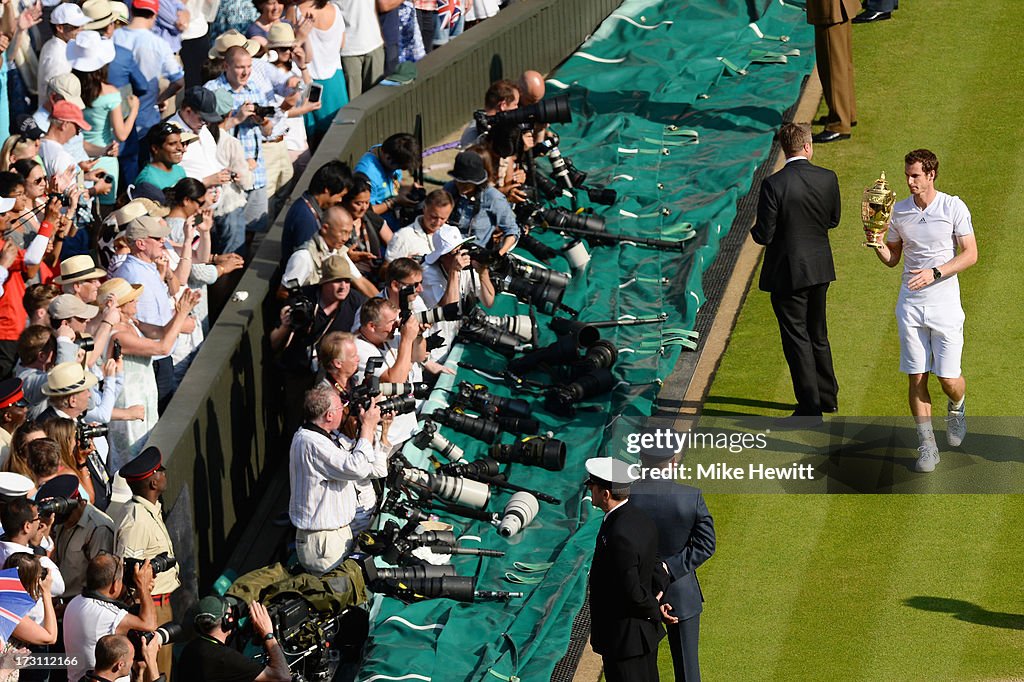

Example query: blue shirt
[155,0,186,53]
[112,27,185,135]
[111,255,173,359]
[204,75,272,190]
[107,45,150,97]
[281,192,322,260]
[443,181,520,246]
[355,147,402,204]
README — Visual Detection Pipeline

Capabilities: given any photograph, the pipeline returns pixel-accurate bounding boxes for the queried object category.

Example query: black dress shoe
[853,10,892,23]
[813,116,857,127]
[812,130,851,143]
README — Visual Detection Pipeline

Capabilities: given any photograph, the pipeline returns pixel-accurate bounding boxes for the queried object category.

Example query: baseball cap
[181,87,221,123]
[0,197,15,214]
[424,224,475,265]
[131,0,159,13]
[51,100,92,132]
[123,215,171,241]
[48,74,86,110]
[109,1,129,22]
[13,115,44,140]
[51,3,91,26]
[48,294,100,321]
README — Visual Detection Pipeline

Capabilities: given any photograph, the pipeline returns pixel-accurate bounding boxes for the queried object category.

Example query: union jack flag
[0,569,37,643]
[437,0,464,33]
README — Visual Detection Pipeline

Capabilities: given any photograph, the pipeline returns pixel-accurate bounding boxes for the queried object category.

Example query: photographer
[459,79,519,148]
[82,633,163,682]
[289,384,383,574]
[280,160,353,258]
[0,497,66,605]
[442,150,519,256]
[41,473,115,598]
[280,205,378,298]
[421,224,496,310]
[114,447,179,677]
[384,189,454,263]
[354,132,422,232]
[175,597,289,681]
[63,553,158,682]
[271,255,368,433]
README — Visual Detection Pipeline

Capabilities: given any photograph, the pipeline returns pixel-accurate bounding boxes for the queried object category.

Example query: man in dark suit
[752,122,841,419]
[585,457,665,682]
[630,448,715,682]
[807,0,860,142]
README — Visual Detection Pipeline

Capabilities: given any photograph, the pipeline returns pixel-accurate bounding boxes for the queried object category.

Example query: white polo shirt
[887,191,974,306]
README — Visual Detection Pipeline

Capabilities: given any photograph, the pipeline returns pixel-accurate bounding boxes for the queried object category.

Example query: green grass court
[676,2,1024,679]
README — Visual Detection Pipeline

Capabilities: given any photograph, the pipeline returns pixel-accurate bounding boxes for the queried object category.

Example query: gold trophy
[862,172,896,249]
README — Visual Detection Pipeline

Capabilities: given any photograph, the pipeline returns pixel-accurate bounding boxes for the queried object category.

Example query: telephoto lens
[416,302,462,325]
[508,335,581,375]
[586,187,618,206]
[412,421,465,461]
[142,622,184,646]
[500,276,565,316]
[406,530,457,546]
[36,496,76,517]
[485,314,534,343]
[573,339,618,374]
[403,466,492,508]
[377,382,431,398]
[548,318,601,348]
[494,414,540,435]
[497,492,539,537]
[456,321,524,357]
[431,408,501,444]
[375,564,458,581]
[541,207,606,233]
[544,368,619,417]
[377,395,417,415]
[489,436,566,471]
[402,576,477,602]
[454,382,532,420]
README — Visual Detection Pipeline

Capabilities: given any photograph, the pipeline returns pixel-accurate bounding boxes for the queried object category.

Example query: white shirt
[0,540,66,624]
[336,0,384,56]
[288,426,382,531]
[63,594,128,682]
[385,218,435,263]
[354,335,421,445]
[169,114,223,186]
[421,263,479,309]
[38,138,78,180]
[887,191,973,306]
[36,37,69,103]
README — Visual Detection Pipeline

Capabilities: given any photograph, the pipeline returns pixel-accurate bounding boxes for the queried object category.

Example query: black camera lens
[37,496,75,517]
[544,368,618,417]
[541,208,606,233]
[377,395,416,415]
[455,321,522,357]
[490,436,566,471]
[431,408,500,444]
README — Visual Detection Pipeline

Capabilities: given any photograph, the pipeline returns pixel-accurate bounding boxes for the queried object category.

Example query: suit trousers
[814,19,856,133]
[602,650,659,682]
[866,0,897,10]
[666,615,701,682]
[770,283,838,415]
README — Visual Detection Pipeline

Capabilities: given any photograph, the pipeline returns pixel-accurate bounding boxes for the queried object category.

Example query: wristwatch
[932,267,943,281]
[264,633,276,641]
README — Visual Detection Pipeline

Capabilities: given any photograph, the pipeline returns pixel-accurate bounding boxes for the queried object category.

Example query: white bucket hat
[67,31,116,72]
[424,224,475,265]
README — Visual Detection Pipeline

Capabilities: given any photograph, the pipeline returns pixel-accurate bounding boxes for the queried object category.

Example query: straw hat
[97,277,144,306]
[41,362,100,396]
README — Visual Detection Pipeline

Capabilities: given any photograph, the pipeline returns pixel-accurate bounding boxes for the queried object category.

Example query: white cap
[0,472,34,498]
[424,224,475,265]
[51,3,91,26]
[0,197,15,213]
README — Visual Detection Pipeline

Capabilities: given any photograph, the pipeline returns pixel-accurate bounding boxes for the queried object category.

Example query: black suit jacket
[589,501,666,659]
[752,158,841,293]
[630,478,715,621]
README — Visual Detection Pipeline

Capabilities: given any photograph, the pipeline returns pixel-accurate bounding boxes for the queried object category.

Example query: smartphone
[307,83,323,104]
[112,339,122,361]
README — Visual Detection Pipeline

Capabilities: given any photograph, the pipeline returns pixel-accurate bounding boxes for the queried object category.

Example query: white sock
[952,395,965,410]
[917,422,937,449]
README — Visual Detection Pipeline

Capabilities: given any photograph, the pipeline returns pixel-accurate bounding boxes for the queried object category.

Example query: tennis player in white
[865,149,978,473]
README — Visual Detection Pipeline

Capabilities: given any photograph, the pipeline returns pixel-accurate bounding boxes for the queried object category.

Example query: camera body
[76,417,109,448]
[124,551,177,584]
[286,289,317,330]
[253,104,276,119]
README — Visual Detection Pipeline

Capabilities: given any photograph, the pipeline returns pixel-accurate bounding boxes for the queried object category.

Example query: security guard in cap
[630,446,715,682]
[0,378,28,467]
[584,457,666,682]
[114,446,179,677]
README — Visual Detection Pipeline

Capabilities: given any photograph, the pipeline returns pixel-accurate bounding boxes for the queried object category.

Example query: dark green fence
[148,0,623,594]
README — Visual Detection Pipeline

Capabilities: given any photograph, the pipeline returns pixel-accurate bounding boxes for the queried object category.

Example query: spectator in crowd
[41,417,100,505]
[518,69,546,107]
[246,0,285,44]
[355,132,421,232]
[443,149,518,254]
[0,196,61,377]
[413,0,436,53]
[385,188,453,263]
[154,0,189,56]
[72,29,137,210]
[341,176,385,277]
[22,284,60,327]
[288,383,383,574]
[459,78,519,148]
[14,329,57,416]
[0,498,66,596]
[288,0,347,142]
[88,0,151,100]
[54,253,106,303]
[84,634,162,682]
[114,446,179,676]
[98,278,199,466]
[63,552,158,682]
[396,0,426,65]
[421,223,495,309]
[24,435,79,494]
[1,421,45,481]
[111,214,200,411]
[176,597,290,681]
[433,0,465,50]
[169,87,233,196]
[39,473,115,597]
[207,88,254,256]
[281,160,352,258]
[281,205,376,297]
[36,3,90,101]
[0,379,27,469]
[2,552,59,648]
[337,0,385,99]
[0,134,41,174]
[205,45,275,238]
[135,122,194,189]
[113,0,186,182]
[267,24,317,180]
[38,100,93,184]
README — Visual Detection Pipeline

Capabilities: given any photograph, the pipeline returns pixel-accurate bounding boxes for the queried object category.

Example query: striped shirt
[288,424,383,531]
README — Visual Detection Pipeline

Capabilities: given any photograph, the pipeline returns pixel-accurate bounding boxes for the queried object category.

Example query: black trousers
[416,9,437,53]
[153,355,176,414]
[770,282,838,415]
[0,339,17,379]
[602,651,659,682]
[666,614,701,682]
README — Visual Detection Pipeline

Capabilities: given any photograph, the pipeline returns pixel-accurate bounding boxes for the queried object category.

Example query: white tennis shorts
[895,299,965,378]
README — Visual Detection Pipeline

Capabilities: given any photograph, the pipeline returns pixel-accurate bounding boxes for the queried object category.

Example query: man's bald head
[518,70,546,106]
[322,205,354,249]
